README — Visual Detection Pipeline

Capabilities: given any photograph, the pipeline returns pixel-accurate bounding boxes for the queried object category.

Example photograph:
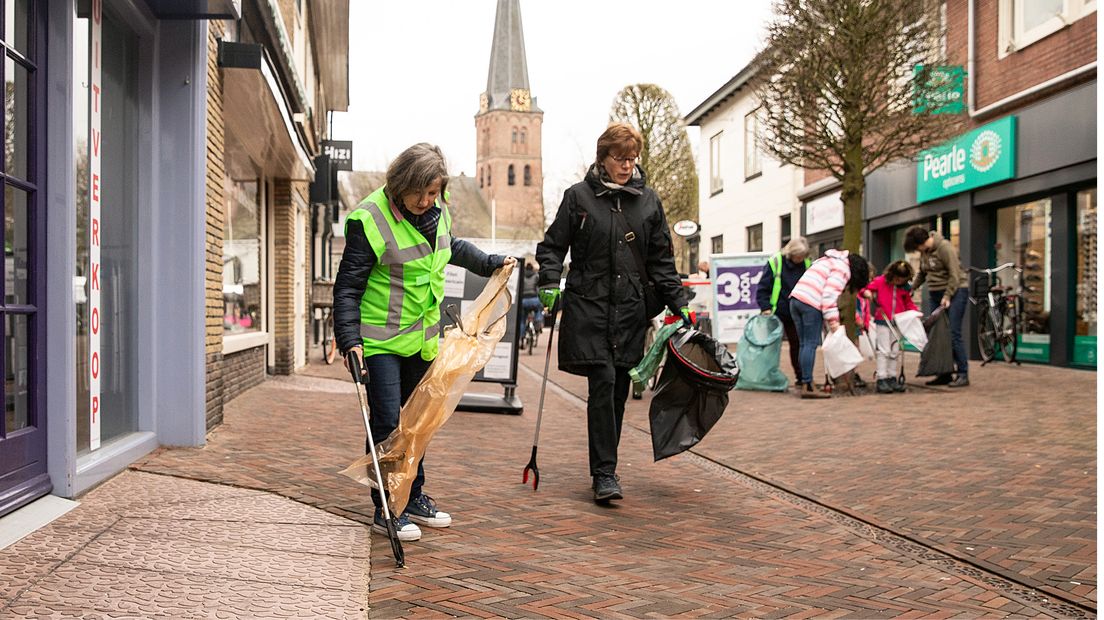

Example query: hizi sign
[322,140,353,172]
[917,116,1016,203]
[89,0,103,450]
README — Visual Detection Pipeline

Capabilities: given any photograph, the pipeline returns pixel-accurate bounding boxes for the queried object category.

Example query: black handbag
[612,208,665,318]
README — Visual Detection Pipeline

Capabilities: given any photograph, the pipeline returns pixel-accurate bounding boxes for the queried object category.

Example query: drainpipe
[967,0,1097,118]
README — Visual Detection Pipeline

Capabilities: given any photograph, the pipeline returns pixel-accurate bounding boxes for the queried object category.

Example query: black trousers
[777,313,803,380]
[586,362,632,476]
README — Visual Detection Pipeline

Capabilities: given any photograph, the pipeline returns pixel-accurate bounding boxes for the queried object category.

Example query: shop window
[1074,188,1096,366]
[994,199,1051,362]
[711,234,724,255]
[74,9,140,452]
[523,164,532,186]
[508,164,515,186]
[746,223,763,252]
[223,180,263,334]
[709,132,723,195]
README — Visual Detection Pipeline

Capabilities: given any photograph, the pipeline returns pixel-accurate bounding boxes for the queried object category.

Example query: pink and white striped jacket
[789,249,851,322]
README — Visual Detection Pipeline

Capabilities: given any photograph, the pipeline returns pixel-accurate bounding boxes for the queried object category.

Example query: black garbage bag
[916,311,955,376]
[649,328,739,461]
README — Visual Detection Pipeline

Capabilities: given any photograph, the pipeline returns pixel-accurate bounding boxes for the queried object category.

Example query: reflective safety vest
[345,187,452,360]
[768,253,812,312]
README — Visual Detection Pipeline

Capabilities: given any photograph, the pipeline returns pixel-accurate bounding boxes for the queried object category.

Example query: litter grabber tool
[523,298,559,491]
[346,352,405,569]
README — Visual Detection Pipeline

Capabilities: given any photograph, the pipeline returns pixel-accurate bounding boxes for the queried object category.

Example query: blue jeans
[928,288,969,376]
[520,296,543,336]
[789,299,823,386]
[362,352,432,511]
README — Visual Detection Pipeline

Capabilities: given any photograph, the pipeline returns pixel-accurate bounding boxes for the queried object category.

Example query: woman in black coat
[535,123,689,503]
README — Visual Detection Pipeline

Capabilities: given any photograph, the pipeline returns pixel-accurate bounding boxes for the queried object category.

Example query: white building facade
[685,64,804,260]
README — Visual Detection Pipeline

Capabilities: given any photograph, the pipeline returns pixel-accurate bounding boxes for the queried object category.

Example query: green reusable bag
[735,315,789,392]
[629,320,684,388]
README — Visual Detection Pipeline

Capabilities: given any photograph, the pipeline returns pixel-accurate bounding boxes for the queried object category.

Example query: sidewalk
[3,341,1093,618]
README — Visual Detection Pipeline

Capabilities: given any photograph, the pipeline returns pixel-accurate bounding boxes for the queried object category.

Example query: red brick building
[858,0,1096,368]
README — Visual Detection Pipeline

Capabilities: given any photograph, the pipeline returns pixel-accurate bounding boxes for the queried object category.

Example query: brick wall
[948,0,1096,121]
[272,179,296,374]
[221,347,266,403]
[204,21,226,430]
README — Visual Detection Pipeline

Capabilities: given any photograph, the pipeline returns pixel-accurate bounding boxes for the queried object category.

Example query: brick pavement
[124,342,1095,618]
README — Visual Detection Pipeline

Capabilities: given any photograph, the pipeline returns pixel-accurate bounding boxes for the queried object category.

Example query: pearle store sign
[917,116,1016,203]
[89,0,103,450]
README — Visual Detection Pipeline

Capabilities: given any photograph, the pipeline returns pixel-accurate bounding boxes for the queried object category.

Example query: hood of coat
[824,248,849,262]
[585,162,646,197]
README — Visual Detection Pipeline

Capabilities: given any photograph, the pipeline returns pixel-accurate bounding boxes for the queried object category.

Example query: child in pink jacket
[861,260,919,393]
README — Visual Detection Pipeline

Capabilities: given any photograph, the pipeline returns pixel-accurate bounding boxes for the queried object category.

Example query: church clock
[479,92,489,113]
[509,88,531,111]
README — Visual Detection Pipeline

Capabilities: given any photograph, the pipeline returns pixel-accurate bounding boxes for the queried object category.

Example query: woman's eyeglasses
[608,155,639,166]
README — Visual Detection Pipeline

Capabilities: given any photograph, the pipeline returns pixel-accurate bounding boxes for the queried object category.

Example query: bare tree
[756,0,962,254]
[609,84,699,273]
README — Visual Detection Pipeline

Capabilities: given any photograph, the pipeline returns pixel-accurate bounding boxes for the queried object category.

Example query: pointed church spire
[480,0,538,113]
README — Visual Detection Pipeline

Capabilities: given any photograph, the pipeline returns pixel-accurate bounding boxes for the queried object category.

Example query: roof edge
[683,56,765,126]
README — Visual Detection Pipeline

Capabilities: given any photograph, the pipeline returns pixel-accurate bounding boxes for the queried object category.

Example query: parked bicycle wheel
[999,298,1018,363]
[977,304,998,362]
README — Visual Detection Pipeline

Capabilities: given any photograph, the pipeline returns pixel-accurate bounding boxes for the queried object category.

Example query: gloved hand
[538,287,561,310]
[680,307,697,326]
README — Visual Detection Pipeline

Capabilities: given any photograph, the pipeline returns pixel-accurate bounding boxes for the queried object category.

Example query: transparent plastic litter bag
[339,263,515,516]
[734,314,789,392]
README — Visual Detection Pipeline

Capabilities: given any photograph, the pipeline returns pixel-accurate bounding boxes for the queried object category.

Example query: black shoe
[853,375,868,389]
[876,378,894,394]
[925,374,953,386]
[592,474,623,502]
[894,377,907,392]
[948,375,970,388]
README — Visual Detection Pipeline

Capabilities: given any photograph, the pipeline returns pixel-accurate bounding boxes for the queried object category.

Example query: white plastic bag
[822,327,864,378]
[858,330,876,361]
[894,310,928,351]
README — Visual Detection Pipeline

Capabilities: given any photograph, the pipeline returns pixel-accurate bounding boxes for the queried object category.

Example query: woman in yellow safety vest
[754,237,811,386]
[334,143,515,542]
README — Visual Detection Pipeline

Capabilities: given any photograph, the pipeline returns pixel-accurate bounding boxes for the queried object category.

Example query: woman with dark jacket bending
[535,123,691,503]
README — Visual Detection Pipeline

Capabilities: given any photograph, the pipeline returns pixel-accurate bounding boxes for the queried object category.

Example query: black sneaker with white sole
[406,493,452,528]
[372,509,421,541]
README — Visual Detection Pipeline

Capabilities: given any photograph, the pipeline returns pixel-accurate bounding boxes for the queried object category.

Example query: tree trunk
[838,142,866,341]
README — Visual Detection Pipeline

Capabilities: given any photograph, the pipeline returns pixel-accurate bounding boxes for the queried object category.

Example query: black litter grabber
[346,353,404,569]
[523,300,559,491]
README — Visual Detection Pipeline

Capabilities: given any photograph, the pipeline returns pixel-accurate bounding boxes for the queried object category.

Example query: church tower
[475,0,543,240]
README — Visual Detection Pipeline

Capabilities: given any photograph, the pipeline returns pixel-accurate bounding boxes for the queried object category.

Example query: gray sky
[331,0,775,208]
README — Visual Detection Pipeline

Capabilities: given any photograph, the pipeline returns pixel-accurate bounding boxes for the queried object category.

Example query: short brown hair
[386,143,450,205]
[596,123,643,163]
[903,225,931,253]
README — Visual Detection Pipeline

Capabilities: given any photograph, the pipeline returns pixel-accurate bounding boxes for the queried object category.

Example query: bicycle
[967,262,1023,365]
[523,309,541,355]
[313,279,338,365]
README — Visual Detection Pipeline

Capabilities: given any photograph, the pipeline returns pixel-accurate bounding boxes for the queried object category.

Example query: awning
[143,0,241,19]
[310,0,350,111]
[221,44,315,182]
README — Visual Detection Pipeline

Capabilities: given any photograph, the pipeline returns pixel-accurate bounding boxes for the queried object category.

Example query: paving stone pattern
[0,471,369,619]
[121,341,1095,618]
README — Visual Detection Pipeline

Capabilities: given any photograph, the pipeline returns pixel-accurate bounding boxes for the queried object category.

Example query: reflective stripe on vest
[769,253,812,312]
[345,186,452,360]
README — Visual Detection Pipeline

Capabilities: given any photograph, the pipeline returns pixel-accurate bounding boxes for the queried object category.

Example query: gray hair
[781,236,809,260]
[386,143,450,204]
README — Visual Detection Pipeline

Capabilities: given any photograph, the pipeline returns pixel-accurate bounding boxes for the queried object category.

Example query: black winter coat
[754,255,808,319]
[536,165,686,375]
